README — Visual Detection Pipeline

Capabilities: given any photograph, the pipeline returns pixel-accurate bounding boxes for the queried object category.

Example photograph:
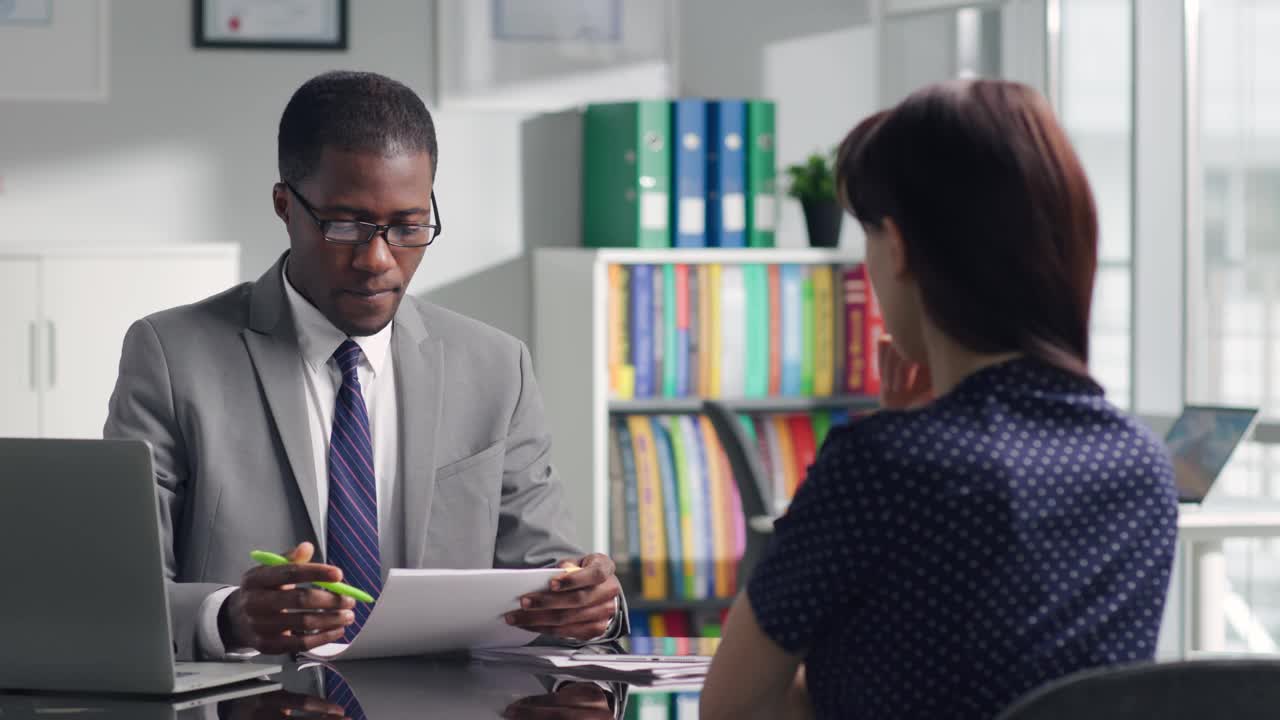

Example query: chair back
[701,400,775,588]
[996,659,1280,720]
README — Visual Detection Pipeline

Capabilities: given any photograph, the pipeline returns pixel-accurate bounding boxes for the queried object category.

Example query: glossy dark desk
[0,654,702,720]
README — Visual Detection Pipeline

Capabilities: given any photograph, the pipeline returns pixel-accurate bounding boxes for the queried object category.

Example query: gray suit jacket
[105,253,619,659]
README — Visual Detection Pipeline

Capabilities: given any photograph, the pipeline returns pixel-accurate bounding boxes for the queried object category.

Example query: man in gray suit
[105,71,623,660]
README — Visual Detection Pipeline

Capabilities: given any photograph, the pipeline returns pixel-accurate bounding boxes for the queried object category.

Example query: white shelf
[532,247,865,554]
[536,246,863,266]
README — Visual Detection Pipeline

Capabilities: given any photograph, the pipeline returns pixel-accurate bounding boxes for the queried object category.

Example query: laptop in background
[0,438,279,694]
[1164,405,1259,504]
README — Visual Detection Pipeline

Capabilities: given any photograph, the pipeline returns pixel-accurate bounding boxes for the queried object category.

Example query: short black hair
[278,70,438,185]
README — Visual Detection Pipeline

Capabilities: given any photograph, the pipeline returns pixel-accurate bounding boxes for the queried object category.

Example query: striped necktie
[323,668,368,720]
[327,339,382,642]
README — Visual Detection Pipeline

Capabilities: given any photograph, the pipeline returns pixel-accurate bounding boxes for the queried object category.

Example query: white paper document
[304,568,562,661]
[471,647,711,687]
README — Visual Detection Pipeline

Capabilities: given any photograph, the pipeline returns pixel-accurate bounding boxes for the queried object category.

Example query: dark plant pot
[801,199,843,248]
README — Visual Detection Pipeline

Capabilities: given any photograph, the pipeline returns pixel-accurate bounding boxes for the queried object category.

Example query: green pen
[250,550,376,603]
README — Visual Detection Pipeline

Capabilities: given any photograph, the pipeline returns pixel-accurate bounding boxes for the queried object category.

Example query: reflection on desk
[0,653,704,720]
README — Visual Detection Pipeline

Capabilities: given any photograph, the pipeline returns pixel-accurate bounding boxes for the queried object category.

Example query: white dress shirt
[196,264,402,658]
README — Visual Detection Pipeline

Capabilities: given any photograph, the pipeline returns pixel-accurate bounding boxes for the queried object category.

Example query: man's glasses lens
[322,222,436,247]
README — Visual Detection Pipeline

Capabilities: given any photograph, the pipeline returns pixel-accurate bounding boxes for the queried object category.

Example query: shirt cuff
[196,586,260,661]
[587,597,622,643]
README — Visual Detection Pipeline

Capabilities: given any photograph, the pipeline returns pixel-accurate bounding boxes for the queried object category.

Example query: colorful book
[719,264,747,397]
[697,264,714,396]
[607,265,626,397]
[662,610,693,638]
[699,415,732,599]
[800,269,815,396]
[811,265,835,396]
[649,613,669,638]
[663,264,679,398]
[628,693,672,720]
[672,99,708,248]
[651,417,685,599]
[707,264,724,396]
[780,265,803,396]
[617,420,642,587]
[722,438,746,589]
[675,692,700,720]
[745,100,777,248]
[583,101,671,248]
[787,414,817,491]
[654,267,666,398]
[681,415,714,599]
[767,264,783,396]
[832,264,847,399]
[707,100,747,248]
[608,423,629,586]
[844,263,886,395]
[626,415,667,600]
[687,265,700,396]
[631,264,655,398]
[665,416,697,600]
[811,410,833,454]
[675,265,691,397]
[743,264,770,397]
[773,415,800,503]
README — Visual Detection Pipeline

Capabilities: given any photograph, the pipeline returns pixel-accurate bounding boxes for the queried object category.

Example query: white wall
[763,25,879,253]
[0,0,557,329]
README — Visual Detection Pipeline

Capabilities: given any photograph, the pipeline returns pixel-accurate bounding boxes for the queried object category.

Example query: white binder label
[678,197,706,235]
[722,193,746,232]
[640,191,669,230]
[754,195,777,231]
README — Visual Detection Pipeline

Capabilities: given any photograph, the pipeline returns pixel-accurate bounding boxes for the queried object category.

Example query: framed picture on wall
[194,0,348,50]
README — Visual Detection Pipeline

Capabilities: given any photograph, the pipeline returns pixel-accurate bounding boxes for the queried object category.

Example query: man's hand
[502,682,615,720]
[219,542,356,654]
[505,554,621,641]
[226,690,348,720]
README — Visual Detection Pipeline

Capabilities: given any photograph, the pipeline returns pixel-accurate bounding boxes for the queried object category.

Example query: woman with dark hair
[700,80,1178,720]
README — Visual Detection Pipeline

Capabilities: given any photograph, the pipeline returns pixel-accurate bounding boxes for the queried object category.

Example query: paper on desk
[471,647,711,681]
[304,568,563,661]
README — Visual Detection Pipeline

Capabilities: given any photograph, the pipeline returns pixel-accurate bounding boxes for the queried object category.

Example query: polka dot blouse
[747,357,1179,720]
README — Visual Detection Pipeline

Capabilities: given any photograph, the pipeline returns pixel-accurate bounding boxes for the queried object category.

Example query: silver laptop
[1165,405,1260,504]
[0,438,280,694]
[0,680,283,720]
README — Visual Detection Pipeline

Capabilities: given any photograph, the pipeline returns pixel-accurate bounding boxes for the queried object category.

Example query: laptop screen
[1166,406,1259,502]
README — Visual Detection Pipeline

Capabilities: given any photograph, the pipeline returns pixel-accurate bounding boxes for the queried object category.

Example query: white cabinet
[0,246,239,439]
[0,259,40,437]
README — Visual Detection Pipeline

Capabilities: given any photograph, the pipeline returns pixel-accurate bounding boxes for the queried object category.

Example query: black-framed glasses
[285,181,442,248]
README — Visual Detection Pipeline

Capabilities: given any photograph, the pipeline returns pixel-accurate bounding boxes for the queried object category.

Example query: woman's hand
[878,336,933,410]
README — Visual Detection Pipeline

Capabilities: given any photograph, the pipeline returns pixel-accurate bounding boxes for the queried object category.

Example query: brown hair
[837,80,1098,379]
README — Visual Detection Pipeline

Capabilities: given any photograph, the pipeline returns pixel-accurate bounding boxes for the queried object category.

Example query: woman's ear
[881,217,909,279]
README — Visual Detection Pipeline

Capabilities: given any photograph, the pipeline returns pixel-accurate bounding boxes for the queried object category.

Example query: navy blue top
[748,358,1178,720]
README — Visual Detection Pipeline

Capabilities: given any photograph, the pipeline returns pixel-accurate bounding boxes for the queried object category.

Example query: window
[1060,0,1134,408]
[1191,0,1280,652]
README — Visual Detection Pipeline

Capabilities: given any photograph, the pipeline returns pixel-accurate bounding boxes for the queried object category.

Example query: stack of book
[610,415,745,602]
[608,262,885,399]
[584,99,777,249]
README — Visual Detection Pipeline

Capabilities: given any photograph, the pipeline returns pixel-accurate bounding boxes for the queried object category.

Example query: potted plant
[786,150,842,248]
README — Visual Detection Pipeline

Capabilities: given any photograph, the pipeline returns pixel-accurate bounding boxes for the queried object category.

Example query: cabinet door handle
[29,321,37,390]
[47,320,56,389]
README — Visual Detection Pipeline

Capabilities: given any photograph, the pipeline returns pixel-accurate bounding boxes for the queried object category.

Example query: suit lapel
[393,301,443,567]
[241,255,325,551]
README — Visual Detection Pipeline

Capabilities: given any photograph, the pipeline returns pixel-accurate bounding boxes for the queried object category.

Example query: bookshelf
[532,246,869,558]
